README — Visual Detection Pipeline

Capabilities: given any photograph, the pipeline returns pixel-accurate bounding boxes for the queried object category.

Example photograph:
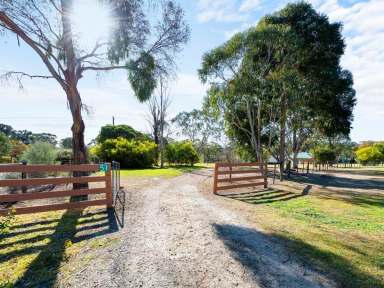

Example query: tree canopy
[96,124,148,143]
[199,2,356,172]
[0,0,189,164]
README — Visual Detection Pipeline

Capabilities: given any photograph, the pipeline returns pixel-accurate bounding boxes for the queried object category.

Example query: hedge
[94,137,157,168]
[166,141,199,166]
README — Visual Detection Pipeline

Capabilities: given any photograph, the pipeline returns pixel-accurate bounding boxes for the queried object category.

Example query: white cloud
[197,0,248,23]
[310,0,384,141]
[239,0,262,12]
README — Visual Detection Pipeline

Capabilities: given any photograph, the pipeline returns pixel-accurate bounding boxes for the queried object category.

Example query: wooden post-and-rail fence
[0,163,113,215]
[213,162,268,194]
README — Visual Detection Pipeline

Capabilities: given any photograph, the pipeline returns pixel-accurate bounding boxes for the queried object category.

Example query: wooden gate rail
[0,163,112,215]
[213,162,267,194]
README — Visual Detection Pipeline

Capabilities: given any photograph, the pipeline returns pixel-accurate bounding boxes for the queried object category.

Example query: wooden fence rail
[0,163,112,215]
[213,162,268,194]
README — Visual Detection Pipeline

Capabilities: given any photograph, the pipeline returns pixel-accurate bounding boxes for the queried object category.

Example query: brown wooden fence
[213,162,268,194]
[0,163,112,215]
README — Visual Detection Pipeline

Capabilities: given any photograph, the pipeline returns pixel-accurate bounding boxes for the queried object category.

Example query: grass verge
[0,208,119,287]
[227,186,384,288]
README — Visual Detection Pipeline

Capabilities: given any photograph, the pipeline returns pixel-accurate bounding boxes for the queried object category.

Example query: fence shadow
[1,208,118,287]
[221,188,306,205]
[212,224,383,288]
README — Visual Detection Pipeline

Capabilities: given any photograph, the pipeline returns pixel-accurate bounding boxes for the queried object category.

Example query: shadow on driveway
[213,224,383,288]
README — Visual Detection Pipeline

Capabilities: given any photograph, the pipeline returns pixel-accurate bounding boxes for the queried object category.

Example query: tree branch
[81,65,127,73]
[0,11,66,90]
[0,71,54,88]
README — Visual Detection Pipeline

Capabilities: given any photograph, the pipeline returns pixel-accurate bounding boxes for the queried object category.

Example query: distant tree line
[0,123,74,164]
[0,123,57,145]
[355,143,384,165]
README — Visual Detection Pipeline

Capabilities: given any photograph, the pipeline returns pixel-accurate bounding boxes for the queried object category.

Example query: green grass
[230,188,384,288]
[0,208,119,287]
[331,166,384,176]
[119,164,211,178]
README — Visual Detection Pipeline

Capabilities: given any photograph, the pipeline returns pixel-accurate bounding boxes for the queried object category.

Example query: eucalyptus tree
[199,2,355,178]
[171,108,223,158]
[147,76,171,167]
[0,0,189,165]
[199,24,297,165]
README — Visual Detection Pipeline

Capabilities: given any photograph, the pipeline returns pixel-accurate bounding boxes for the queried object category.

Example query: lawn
[225,177,384,288]
[331,165,384,177]
[119,164,211,178]
[0,208,120,287]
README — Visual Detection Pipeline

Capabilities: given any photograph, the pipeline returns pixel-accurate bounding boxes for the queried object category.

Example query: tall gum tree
[199,3,355,179]
[0,0,189,167]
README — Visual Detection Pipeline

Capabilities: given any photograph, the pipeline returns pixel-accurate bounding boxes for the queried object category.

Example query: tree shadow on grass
[213,224,384,288]
[329,168,384,177]
[290,173,384,190]
[0,208,118,288]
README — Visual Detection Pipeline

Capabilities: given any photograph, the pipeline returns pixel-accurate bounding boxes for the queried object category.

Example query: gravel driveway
[63,170,334,288]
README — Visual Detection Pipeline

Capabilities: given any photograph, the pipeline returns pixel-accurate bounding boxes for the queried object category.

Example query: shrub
[166,141,199,166]
[95,137,157,168]
[96,124,148,143]
[355,145,383,165]
[88,145,100,163]
[9,140,27,161]
[21,142,57,164]
[312,146,336,163]
[0,132,10,158]
[56,149,73,164]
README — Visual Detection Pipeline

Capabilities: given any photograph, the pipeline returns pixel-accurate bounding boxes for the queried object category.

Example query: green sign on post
[99,163,109,172]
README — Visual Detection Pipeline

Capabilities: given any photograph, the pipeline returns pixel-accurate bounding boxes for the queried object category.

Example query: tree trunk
[292,128,299,169]
[66,85,88,200]
[279,94,288,181]
[159,121,164,168]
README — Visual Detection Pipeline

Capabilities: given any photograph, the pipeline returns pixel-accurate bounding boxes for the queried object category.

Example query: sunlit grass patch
[0,208,120,287]
[235,188,384,288]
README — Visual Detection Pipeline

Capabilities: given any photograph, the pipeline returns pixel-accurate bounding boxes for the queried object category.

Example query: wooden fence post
[105,163,113,208]
[213,163,218,194]
[264,162,268,188]
[21,160,27,193]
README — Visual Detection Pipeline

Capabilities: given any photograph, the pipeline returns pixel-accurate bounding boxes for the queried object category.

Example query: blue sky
[0,0,383,143]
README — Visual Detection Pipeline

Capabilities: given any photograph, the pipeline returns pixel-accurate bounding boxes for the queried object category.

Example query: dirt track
[63,171,334,288]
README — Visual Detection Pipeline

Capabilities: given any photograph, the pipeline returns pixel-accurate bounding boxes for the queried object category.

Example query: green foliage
[55,149,73,164]
[0,132,11,158]
[127,52,157,102]
[355,144,384,165]
[96,124,147,143]
[313,146,337,163]
[165,141,199,166]
[8,140,27,161]
[95,138,157,168]
[0,209,15,235]
[60,137,73,149]
[199,2,355,162]
[21,142,57,164]
[0,123,57,145]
